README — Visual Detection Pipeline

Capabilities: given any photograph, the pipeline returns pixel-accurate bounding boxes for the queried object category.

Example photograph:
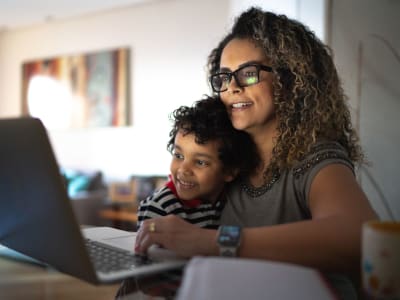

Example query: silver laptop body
[0,117,186,284]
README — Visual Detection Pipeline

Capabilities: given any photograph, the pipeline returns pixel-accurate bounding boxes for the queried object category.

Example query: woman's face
[219,38,277,137]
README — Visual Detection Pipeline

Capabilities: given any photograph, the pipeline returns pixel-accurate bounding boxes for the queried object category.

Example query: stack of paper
[176,257,336,300]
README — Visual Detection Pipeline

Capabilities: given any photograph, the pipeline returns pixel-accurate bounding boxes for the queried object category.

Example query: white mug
[361,220,400,299]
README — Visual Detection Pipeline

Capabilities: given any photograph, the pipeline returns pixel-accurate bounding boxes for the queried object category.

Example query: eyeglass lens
[211,65,260,92]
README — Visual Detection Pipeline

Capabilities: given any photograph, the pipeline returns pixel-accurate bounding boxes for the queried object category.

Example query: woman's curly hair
[167,96,259,178]
[207,7,363,179]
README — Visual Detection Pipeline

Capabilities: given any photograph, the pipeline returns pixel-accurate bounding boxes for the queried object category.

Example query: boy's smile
[170,130,234,203]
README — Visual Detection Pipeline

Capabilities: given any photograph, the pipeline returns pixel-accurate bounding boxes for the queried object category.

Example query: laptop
[0,117,186,284]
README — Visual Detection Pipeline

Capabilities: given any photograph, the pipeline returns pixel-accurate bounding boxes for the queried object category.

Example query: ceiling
[0,0,156,31]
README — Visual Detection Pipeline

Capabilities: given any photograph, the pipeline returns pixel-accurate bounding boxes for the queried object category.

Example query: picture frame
[21,47,130,129]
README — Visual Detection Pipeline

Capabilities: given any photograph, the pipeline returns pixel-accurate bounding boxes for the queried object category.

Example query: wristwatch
[217,225,242,257]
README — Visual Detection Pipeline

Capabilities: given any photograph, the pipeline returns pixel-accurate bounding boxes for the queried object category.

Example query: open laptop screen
[0,117,97,282]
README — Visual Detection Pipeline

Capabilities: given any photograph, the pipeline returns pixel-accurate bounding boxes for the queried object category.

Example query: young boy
[137,96,258,229]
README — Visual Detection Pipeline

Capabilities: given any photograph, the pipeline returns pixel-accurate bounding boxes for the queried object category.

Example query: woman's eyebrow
[218,67,231,72]
[237,60,263,68]
[219,60,264,72]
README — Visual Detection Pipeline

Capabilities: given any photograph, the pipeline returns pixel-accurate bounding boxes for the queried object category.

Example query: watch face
[218,225,241,246]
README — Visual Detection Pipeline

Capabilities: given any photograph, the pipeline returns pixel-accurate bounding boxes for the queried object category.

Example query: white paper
[176,257,335,300]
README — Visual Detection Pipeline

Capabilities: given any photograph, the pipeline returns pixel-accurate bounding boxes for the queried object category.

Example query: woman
[135,7,377,298]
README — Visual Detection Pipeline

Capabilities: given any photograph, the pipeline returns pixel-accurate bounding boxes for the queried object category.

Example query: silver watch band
[219,246,237,257]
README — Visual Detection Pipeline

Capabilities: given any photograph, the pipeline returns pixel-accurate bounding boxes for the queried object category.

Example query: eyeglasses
[210,64,273,93]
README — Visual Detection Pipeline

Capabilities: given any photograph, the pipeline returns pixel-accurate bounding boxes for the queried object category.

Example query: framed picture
[21,47,130,129]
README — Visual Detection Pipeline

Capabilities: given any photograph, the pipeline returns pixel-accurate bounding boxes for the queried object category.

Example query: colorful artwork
[22,48,130,129]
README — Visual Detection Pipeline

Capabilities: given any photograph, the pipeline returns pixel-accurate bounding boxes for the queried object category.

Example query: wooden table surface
[0,256,121,300]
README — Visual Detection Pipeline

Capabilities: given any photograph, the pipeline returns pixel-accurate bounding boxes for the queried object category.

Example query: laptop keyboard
[85,239,153,274]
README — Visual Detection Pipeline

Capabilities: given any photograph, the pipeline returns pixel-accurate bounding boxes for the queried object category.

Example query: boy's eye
[196,160,209,167]
[173,152,183,159]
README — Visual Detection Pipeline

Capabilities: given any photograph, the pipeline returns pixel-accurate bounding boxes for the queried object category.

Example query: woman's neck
[248,123,278,187]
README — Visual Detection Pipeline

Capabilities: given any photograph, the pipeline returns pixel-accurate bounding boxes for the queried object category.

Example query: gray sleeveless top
[221,141,358,299]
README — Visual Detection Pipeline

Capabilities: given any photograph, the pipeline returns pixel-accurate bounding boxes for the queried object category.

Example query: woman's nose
[226,75,243,94]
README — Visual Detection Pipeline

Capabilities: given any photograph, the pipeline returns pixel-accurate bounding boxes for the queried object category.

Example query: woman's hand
[135,215,218,258]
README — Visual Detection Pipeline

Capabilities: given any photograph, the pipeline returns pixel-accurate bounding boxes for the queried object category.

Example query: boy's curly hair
[167,96,259,178]
[207,7,363,179]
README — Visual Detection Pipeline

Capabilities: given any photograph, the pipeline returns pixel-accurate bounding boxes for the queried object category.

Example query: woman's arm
[135,164,377,274]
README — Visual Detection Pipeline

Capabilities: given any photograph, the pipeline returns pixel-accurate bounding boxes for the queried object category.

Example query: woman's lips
[231,101,252,109]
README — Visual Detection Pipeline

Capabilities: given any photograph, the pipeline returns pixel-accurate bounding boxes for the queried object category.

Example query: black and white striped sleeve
[137,186,181,229]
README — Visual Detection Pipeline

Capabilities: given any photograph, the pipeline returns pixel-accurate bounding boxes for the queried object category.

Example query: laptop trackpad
[82,226,136,251]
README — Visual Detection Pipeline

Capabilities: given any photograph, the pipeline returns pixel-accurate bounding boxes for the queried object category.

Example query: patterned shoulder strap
[292,142,354,179]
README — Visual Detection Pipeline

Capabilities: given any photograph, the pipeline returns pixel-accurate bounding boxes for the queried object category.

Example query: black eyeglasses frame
[209,64,273,93]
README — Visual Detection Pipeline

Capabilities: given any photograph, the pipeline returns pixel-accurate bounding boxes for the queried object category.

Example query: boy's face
[170,130,235,203]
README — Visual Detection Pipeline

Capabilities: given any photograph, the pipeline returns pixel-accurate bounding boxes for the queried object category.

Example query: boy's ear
[223,168,239,183]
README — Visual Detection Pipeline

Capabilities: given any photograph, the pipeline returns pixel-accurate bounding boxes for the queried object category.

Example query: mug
[362,220,400,299]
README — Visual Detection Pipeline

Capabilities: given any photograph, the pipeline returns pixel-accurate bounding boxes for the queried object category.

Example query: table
[0,253,183,300]
[0,256,120,300]
[0,247,339,300]
[99,202,138,230]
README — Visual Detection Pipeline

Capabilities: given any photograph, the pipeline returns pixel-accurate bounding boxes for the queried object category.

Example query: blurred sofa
[62,169,168,227]
[62,169,109,226]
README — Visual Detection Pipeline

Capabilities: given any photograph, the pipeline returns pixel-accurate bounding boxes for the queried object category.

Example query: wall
[330,0,400,219]
[0,0,231,179]
[230,0,326,41]
[0,0,326,182]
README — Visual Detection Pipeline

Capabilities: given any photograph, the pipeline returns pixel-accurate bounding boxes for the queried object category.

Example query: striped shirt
[137,180,225,230]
